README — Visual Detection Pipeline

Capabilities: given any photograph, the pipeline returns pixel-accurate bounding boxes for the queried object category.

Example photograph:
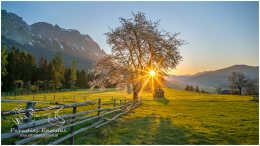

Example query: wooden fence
[1,97,142,145]
[1,93,116,103]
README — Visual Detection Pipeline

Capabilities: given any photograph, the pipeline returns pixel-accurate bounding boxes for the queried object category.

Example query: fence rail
[1,97,142,145]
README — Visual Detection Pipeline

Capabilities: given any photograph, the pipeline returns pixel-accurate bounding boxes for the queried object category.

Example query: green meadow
[1,88,259,144]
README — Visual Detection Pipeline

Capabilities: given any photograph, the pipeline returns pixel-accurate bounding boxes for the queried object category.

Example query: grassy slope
[1,88,259,144]
[68,89,259,145]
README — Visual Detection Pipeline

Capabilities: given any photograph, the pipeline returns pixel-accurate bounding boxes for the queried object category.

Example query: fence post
[124,97,127,110]
[24,101,36,123]
[97,97,101,116]
[113,99,116,117]
[119,100,122,109]
[70,106,77,144]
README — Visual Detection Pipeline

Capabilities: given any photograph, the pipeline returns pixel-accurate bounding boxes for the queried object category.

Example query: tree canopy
[1,46,8,77]
[90,12,184,99]
[228,72,248,95]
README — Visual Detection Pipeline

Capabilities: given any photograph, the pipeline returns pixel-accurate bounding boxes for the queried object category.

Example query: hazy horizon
[2,1,259,75]
[172,64,259,76]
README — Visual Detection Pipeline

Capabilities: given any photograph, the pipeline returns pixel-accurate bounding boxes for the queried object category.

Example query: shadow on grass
[71,116,215,145]
[152,117,213,145]
[3,116,242,145]
[154,96,170,105]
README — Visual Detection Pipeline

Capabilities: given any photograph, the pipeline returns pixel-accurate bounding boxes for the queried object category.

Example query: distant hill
[166,65,259,92]
[1,10,106,70]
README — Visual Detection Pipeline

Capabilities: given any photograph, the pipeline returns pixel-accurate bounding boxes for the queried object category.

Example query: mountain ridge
[1,9,106,70]
[167,65,259,92]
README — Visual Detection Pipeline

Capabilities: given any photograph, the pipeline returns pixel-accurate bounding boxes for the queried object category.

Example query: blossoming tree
[90,12,184,100]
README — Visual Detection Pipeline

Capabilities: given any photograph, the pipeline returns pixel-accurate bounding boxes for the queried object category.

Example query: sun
[133,67,164,92]
[149,70,156,76]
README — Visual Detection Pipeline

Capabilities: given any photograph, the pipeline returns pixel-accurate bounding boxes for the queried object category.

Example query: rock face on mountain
[1,10,106,69]
[167,65,259,92]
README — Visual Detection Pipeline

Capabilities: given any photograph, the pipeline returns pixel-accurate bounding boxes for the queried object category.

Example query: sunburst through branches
[138,66,165,93]
[149,70,155,76]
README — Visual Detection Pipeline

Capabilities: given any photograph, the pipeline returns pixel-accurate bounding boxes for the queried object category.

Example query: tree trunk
[133,91,139,100]
[239,87,242,95]
[132,83,140,100]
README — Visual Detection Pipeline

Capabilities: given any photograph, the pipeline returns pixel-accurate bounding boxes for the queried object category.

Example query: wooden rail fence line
[1,97,142,145]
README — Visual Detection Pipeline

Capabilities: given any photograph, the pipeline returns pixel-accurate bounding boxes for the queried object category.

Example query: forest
[1,46,99,94]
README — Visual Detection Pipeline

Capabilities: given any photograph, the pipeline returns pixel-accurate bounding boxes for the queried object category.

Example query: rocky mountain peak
[2,9,106,69]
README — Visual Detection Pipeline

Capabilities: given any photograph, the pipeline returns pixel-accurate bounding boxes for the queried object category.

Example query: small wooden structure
[221,90,230,94]
[153,87,164,98]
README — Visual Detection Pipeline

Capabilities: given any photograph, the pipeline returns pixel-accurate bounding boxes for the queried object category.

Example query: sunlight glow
[149,70,155,76]
[134,59,167,93]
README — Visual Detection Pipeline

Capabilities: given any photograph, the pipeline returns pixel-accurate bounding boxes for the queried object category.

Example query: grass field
[1,88,259,144]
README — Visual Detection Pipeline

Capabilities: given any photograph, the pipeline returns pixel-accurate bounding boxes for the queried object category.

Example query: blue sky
[2,1,259,75]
